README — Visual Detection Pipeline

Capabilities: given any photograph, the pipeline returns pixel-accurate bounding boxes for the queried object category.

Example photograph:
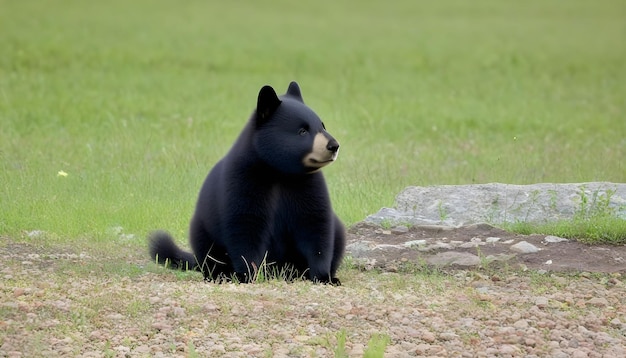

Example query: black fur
[149,81,345,284]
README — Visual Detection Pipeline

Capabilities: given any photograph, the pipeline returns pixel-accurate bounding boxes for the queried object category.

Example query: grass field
[1,0,625,244]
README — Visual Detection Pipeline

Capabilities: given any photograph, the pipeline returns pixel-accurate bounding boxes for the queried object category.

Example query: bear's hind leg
[189,216,231,281]
[330,215,346,282]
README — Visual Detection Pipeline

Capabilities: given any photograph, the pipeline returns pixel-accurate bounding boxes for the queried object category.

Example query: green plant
[187,342,201,358]
[379,219,393,230]
[505,186,626,244]
[334,329,349,358]
[548,189,558,212]
[364,334,391,358]
[437,201,448,222]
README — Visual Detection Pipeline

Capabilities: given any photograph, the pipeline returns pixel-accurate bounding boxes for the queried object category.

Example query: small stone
[510,241,540,253]
[27,230,46,238]
[208,344,226,354]
[294,335,310,342]
[427,252,480,266]
[524,338,537,347]
[373,244,403,251]
[513,319,529,329]
[551,349,570,358]
[172,307,186,316]
[391,226,409,234]
[114,346,130,355]
[486,237,501,243]
[571,349,588,358]
[535,297,549,308]
[610,318,623,328]
[151,322,171,331]
[544,235,569,243]
[405,327,420,338]
[106,313,125,320]
[202,303,220,313]
[439,332,458,341]
[415,344,431,355]
[459,242,478,248]
[336,302,352,316]
[421,330,436,343]
[499,345,519,355]
[13,288,25,297]
[133,345,151,354]
[587,297,609,307]
[404,240,426,248]
[349,343,365,356]
[428,242,453,250]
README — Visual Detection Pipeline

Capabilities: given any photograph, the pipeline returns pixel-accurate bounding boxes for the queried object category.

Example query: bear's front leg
[223,219,274,283]
[293,227,338,285]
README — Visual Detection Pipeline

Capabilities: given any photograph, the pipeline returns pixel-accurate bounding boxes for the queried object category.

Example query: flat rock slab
[366,182,626,227]
[346,222,626,274]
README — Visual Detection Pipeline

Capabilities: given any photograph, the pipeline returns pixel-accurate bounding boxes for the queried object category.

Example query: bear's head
[253,81,340,175]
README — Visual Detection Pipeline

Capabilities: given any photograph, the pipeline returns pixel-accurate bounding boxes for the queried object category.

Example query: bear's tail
[148,230,198,271]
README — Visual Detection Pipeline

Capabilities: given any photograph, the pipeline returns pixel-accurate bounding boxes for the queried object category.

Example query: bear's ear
[286,81,304,103]
[257,85,282,122]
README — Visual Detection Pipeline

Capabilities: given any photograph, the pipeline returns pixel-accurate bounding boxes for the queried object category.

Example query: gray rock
[366,182,626,226]
[426,252,481,266]
[544,235,569,243]
[404,240,427,248]
[345,241,375,256]
[511,241,540,254]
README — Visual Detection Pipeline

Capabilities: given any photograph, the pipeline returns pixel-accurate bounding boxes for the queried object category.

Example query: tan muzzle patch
[303,133,339,170]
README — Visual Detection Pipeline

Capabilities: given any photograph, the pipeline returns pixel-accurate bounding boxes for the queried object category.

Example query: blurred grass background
[1,0,624,243]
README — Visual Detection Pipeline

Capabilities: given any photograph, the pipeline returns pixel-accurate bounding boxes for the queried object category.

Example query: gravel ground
[1,240,625,357]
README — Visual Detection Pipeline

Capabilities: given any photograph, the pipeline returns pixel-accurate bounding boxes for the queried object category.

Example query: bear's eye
[321,122,326,130]
[298,128,308,136]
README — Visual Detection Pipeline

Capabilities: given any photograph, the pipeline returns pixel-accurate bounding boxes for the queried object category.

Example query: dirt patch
[1,235,626,356]
[346,222,626,274]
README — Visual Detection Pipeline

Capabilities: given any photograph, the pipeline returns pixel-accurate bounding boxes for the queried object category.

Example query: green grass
[506,185,626,244]
[509,217,626,244]
[1,0,625,246]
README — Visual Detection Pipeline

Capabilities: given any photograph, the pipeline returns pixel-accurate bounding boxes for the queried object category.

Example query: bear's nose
[327,139,340,153]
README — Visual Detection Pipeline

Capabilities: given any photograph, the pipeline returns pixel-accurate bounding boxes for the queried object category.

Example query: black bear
[149,81,345,284]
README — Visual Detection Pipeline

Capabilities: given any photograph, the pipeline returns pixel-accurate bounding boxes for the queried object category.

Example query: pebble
[391,226,409,234]
[513,319,529,329]
[438,332,458,341]
[510,241,540,253]
[12,288,25,297]
[403,240,426,248]
[544,235,569,243]
[499,344,519,355]
[534,297,550,308]
[571,349,589,358]
[586,297,609,307]
[421,330,436,343]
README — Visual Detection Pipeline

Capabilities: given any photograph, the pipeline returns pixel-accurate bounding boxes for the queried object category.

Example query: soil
[346,222,626,274]
[1,226,626,357]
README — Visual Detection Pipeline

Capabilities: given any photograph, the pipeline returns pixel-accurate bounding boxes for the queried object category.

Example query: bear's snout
[326,139,340,153]
[302,132,340,171]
